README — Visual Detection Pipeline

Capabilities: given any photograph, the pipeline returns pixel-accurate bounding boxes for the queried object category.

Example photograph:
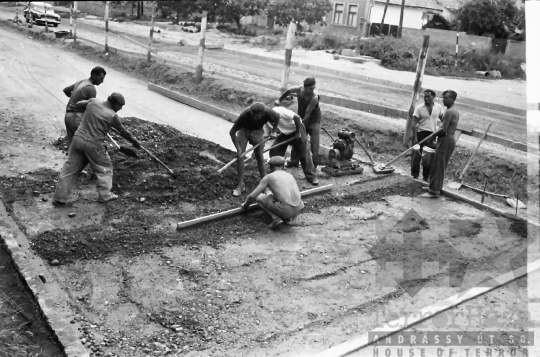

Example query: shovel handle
[458,124,491,181]
[382,132,437,168]
[353,136,375,164]
[322,127,336,142]
[244,137,297,163]
[140,146,175,177]
[218,137,271,173]
[107,134,121,149]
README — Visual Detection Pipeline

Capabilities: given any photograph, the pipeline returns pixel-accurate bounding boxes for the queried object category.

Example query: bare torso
[445,107,459,135]
[266,171,302,206]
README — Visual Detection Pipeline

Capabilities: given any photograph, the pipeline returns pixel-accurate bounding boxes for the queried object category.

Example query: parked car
[23,2,61,27]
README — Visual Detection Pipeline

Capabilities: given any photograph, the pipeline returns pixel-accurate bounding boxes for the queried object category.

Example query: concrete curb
[220,48,526,116]
[0,201,90,357]
[148,83,535,224]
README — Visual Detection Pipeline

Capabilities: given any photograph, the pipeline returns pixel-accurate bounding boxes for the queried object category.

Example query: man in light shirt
[266,105,318,185]
[411,89,444,181]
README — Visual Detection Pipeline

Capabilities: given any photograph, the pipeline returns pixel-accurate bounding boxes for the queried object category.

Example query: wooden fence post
[195,11,208,84]
[44,4,49,32]
[104,1,110,52]
[455,20,461,68]
[403,35,430,146]
[280,20,296,92]
[73,1,78,41]
[398,0,405,38]
[361,0,373,38]
[147,1,156,63]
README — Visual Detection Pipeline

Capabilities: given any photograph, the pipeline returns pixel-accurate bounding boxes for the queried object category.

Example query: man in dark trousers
[275,77,322,168]
[63,66,107,148]
[229,102,280,197]
[421,90,460,198]
[411,89,444,181]
[53,93,141,205]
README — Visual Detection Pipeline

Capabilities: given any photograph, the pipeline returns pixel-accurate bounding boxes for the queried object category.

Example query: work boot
[52,200,66,207]
[284,160,299,168]
[308,178,319,186]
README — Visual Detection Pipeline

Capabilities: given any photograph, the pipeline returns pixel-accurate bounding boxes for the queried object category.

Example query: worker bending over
[63,66,106,148]
[242,156,304,229]
[422,90,460,198]
[269,105,318,185]
[229,102,280,197]
[276,77,322,168]
[53,93,141,205]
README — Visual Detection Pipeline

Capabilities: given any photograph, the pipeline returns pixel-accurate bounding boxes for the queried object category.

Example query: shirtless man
[63,66,106,148]
[421,90,460,198]
[242,156,304,229]
[276,77,322,168]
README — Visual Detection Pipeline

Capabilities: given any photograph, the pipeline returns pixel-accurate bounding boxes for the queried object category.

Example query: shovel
[461,183,526,209]
[107,134,139,158]
[244,137,295,163]
[218,137,271,173]
[447,123,491,189]
[373,132,437,174]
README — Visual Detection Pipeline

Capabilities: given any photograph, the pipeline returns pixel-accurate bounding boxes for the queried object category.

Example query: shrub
[358,36,419,67]
[311,32,351,51]
[272,29,283,36]
[296,34,317,50]
[240,26,258,37]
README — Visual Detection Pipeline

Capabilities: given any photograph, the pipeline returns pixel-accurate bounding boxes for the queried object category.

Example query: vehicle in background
[23,2,61,27]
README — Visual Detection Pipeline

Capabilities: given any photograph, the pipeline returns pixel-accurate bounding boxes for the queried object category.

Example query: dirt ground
[0,14,536,357]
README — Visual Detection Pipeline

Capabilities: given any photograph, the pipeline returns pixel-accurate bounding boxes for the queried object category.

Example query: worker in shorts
[229,102,280,197]
[242,156,304,229]
[53,93,141,205]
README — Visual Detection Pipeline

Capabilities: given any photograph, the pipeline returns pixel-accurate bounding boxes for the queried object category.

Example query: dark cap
[303,77,316,87]
[108,92,125,105]
[268,156,286,166]
[250,102,265,113]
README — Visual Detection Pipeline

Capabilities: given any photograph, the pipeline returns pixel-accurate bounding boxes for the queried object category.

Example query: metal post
[70,2,73,36]
[44,4,48,32]
[73,1,78,41]
[147,1,156,63]
[15,2,19,22]
[455,20,461,68]
[398,0,405,38]
[380,0,390,36]
[104,1,110,52]
[361,0,373,38]
[280,21,296,92]
[195,11,208,84]
[403,35,430,146]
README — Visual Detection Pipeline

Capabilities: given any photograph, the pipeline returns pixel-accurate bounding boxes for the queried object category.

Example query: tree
[267,0,332,27]
[457,0,518,37]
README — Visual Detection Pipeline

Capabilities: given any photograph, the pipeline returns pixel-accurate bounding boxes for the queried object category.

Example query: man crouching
[242,156,304,229]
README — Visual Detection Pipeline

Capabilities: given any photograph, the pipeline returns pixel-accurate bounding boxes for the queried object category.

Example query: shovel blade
[506,198,526,209]
[447,181,462,190]
[119,146,139,158]
[372,164,395,174]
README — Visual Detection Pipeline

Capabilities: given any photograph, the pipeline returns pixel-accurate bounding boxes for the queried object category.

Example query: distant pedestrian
[411,89,444,181]
[229,102,280,197]
[53,93,141,205]
[62,66,106,148]
[421,90,460,198]
[275,77,322,168]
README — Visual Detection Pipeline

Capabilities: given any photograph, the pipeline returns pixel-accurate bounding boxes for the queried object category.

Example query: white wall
[370,4,438,29]
[441,7,457,22]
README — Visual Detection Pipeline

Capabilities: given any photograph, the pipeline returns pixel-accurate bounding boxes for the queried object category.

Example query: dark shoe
[412,175,419,179]
[422,176,429,182]
[308,178,319,186]
[285,160,299,168]
[52,200,66,207]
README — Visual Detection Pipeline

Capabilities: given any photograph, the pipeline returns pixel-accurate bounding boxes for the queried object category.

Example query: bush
[272,29,283,36]
[240,26,258,37]
[311,32,351,51]
[296,34,317,50]
[358,36,419,67]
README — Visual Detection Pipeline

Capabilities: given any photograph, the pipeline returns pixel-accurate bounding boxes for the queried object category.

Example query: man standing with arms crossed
[275,77,322,169]
[421,90,460,198]
[411,89,444,181]
[229,102,280,197]
[269,105,318,185]
[53,93,141,205]
[63,66,107,148]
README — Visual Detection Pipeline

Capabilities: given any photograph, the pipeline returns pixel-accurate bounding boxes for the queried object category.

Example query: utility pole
[104,1,110,52]
[404,35,430,146]
[147,1,156,63]
[280,20,296,92]
[44,4,49,32]
[70,2,73,36]
[380,0,390,36]
[73,1,78,41]
[455,20,461,68]
[361,0,373,38]
[195,11,208,84]
[398,0,405,38]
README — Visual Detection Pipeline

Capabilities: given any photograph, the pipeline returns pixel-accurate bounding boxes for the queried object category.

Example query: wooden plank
[176,184,333,230]
[312,259,540,357]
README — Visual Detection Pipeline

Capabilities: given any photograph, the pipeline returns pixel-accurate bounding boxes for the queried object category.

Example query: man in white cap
[53,92,141,205]
[242,156,304,229]
[230,102,280,197]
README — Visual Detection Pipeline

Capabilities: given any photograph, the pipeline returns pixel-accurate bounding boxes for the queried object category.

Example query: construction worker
[53,93,141,206]
[411,89,444,181]
[229,102,280,197]
[421,90,460,198]
[267,105,319,185]
[63,66,107,148]
[275,77,322,169]
[242,156,304,229]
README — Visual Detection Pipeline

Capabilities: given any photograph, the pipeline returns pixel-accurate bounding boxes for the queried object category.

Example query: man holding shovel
[411,89,444,181]
[53,93,141,205]
[421,90,460,198]
[268,105,318,185]
[230,102,280,197]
